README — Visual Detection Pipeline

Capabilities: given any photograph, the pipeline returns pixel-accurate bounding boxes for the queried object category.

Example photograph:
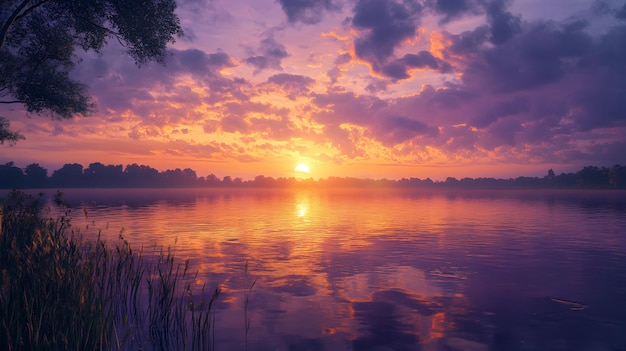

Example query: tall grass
[0,190,220,351]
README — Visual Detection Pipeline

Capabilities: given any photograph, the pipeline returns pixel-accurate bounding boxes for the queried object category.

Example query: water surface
[50,189,626,350]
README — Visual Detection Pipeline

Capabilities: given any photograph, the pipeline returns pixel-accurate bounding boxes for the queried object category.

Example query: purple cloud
[176,50,236,74]
[278,0,343,25]
[618,3,626,19]
[265,73,315,99]
[486,0,522,45]
[472,96,529,128]
[312,91,439,149]
[459,20,593,93]
[371,116,439,146]
[328,52,352,84]
[427,0,482,23]
[351,0,421,72]
[382,51,451,80]
[245,36,289,73]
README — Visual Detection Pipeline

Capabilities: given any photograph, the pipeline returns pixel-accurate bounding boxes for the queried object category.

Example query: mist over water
[48,189,626,350]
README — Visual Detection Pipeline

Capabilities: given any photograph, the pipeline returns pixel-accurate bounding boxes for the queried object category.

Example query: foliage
[0,0,183,143]
[0,117,24,145]
[2,161,626,189]
[0,190,219,350]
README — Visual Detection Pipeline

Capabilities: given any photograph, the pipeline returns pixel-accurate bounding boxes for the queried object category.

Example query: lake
[38,189,626,350]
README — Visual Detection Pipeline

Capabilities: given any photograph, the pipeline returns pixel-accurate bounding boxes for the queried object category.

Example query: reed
[0,190,220,351]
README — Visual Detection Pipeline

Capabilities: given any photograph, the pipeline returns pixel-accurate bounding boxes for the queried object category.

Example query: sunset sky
[2,0,625,180]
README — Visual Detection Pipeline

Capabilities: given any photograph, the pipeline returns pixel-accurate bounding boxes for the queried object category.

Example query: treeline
[1,162,626,189]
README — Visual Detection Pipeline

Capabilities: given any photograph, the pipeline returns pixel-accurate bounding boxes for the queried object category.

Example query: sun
[295,164,310,174]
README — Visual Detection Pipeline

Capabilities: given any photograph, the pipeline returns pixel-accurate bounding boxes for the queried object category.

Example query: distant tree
[23,163,48,188]
[275,177,297,187]
[555,171,577,188]
[609,164,626,189]
[513,176,539,188]
[222,176,233,187]
[181,168,198,186]
[576,166,609,189]
[159,168,198,187]
[0,0,183,143]
[124,163,159,187]
[204,174,220,187]
[84,162,123,187]
[253,175,276,187]
[51,163,84,187]
[0,162,24,188]
[444,177,459,187]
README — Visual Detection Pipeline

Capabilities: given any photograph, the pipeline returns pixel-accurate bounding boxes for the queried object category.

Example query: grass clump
[0,190,220,351]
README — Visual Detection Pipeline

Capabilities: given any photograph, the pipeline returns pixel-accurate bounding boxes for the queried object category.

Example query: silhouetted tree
[275,177,297,187]
[253,175,277,187]
[204,174,221,187]
[51,163,84,188]
[181,168,198,186]
[124,163,159,187]
[555,172,577,188]
[0,162,24,188]
[514,176,540,188]
[2,161,625,189]
[0,0,183,143]
[160,168,198,187]
[23,163,48,188]
[576,166,609,189]
[222,176,233,187]
[444,177,459,187]
[83,162,124,187]
[609,165,626,189]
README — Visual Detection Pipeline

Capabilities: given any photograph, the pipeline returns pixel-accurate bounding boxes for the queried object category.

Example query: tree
[24,163,49,188]
[0,0,183,144]
[124,163,160,187]
[51,163,84,187]
[0,162,25,188]
[576,166,609,189]
[0,117,24,145]
[83,162,123,187]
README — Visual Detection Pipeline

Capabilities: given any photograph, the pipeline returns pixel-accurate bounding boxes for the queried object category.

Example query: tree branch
[70,9,121,38]
[0,100,23,104]
[14,0,51,22]
[0,0,50,51]
[0,0,32,50]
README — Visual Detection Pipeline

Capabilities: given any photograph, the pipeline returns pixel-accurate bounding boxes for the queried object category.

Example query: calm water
[42,189,626,350]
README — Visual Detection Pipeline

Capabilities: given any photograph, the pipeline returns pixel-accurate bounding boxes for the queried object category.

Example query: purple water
[47,188,626,350]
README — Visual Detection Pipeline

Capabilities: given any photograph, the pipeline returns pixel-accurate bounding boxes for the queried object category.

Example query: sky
[2,0,626,180]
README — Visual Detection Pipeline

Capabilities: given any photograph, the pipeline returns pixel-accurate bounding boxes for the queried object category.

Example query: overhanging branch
[14,0,51,22]
[0,0,51,51]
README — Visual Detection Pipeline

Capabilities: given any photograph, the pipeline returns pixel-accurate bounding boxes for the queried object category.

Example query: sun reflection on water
[296,203,308,217]
[295,191,311,219]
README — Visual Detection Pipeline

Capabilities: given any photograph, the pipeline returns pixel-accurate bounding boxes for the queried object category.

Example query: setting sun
[295,164,310,174]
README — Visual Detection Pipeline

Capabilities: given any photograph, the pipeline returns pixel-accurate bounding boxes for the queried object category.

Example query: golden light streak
[429,30,450,60]
[320,31,351,42]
